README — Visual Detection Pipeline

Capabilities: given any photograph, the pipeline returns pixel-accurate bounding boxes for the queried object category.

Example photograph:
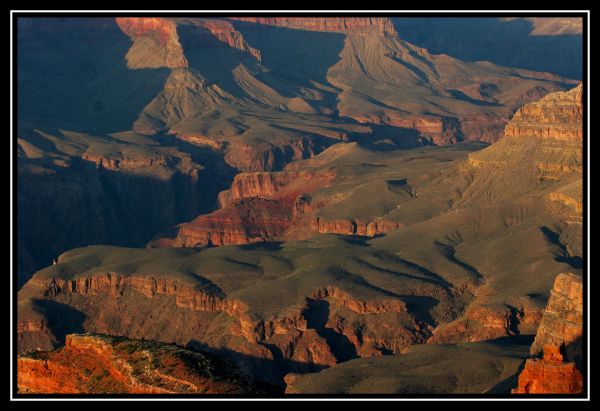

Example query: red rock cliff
[230,17,397,35]
[512,344,583,394]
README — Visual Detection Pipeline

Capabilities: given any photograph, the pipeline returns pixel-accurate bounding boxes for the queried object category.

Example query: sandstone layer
[504,84,583,141]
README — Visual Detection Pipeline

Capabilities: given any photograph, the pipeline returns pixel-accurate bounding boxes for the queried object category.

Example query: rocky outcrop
[511,273,583,394]
[512,344,583,394]
[116,17,188,68]
[218,169,336,208]
[230,17,397,35]
[42,274,244,317]
[348,113,463,146]
[116,17,261,67]
[309,217,402,237]
[81,151,198,175]
[151,197,293,247]
[460,85,583,208]
[150,167,338,247]
[18,333,261,394]
[150,162,404,248]
[504,84,583,141]
[188,19,261,60]
[223,137,327,173]
[530,273,583,363]
[428,302,543,344]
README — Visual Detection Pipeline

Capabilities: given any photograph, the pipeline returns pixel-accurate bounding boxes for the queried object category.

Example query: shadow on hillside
[32,299,86,345]
[17,152,227,287]
[229,20,346,90]
[238,241,284,252]
[186,340,329,392]
[540,226,583,270]
[17,17,170,134]
[392,17,583,80]
[350,125,426,152]
[447,89,502,107]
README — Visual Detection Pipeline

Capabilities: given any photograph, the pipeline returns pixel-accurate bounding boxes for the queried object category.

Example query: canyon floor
[15,16,585,396]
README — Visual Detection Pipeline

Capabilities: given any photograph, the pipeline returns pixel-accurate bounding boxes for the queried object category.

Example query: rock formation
[530,272,583,364]
[18,333,261,394]
[512,273,583,394]
[512,344,583,394]
[460,84,583,206]
[504,84,583,141]
[230,17,398,35]
[116,17,188,69]
[428,302,543,344]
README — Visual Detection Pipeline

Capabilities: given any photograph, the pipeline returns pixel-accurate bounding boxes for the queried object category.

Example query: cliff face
[504,84,583,141]
[154,198,293,247]
[18,268,438,386]
[186,19,261,60]
[17,129,232,286]
[116,17,261,66]
[150,168,338,247]
[116,17,188,68]
[460,84,583,207]
[512,344,583,394]
[530,272,583,363]
[18,334,261,394]
[230,17,397,35]
[428,302,543,344]
[223,137,329,173]
[512,273,583,394]
[218,170,336,208]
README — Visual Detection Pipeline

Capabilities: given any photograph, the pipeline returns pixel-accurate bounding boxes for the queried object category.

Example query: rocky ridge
[18,333,261,394]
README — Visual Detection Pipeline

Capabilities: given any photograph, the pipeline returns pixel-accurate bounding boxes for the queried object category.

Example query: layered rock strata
[230,17,398,35]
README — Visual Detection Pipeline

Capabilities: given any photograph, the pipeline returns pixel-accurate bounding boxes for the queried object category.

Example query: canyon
[15,16,584,396]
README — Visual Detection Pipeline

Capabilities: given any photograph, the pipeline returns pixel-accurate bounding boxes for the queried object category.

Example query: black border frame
[9,9,590,401]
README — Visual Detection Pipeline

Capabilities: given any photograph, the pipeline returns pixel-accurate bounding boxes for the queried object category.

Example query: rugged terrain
[18,83,583,391]
[17,16,578,284]
[16,16,584,395]
[18,333,262,394]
